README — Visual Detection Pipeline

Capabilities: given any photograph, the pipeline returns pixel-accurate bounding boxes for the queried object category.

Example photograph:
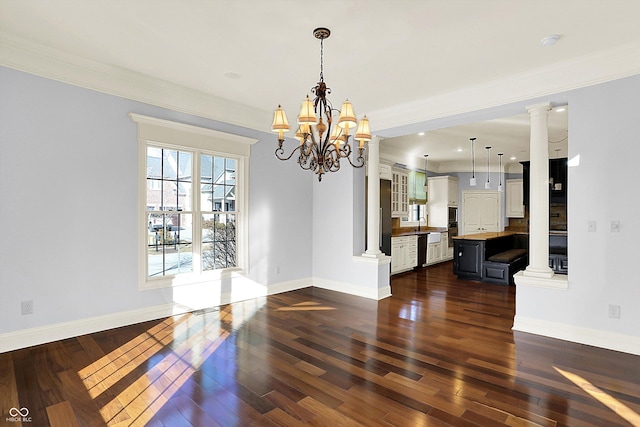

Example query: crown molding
[0,31,272,132]
[369,41,640,132]
[3,31,638,135]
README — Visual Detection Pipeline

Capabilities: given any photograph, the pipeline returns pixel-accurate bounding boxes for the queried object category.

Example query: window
[131,113,257,290]
[200,154,237,271]
[402,204,427,226]
[146,147,194,277]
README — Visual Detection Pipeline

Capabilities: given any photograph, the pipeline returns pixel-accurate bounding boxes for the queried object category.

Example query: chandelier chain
[319,38,324,83]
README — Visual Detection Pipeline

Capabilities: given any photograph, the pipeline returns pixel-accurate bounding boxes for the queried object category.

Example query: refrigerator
[366,178,392,256]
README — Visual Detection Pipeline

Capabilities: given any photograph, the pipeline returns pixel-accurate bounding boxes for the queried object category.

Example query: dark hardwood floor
[2,262,639,426]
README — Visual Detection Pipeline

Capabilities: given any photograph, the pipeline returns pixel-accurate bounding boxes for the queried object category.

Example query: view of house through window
[200,155,237,270]
[146,147,237,278]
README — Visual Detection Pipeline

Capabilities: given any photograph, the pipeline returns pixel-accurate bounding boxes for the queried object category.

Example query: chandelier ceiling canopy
[271,27,371,181]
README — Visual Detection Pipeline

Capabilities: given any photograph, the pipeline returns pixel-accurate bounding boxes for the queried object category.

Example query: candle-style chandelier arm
[344,145,365,168]
[275,142,303,161]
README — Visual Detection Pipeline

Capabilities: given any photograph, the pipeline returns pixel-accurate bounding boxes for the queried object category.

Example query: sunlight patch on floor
[275,301,337,311]
[76,299,265,426]
[553,366,640,426]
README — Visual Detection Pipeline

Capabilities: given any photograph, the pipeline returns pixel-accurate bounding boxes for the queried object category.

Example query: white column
[524,102,554,278]
[364,135,383,258]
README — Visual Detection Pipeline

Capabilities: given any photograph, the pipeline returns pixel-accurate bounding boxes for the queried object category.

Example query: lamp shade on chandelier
[271,27,371,181]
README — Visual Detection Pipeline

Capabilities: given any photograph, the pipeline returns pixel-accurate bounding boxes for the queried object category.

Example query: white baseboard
[0,278,312,353]
[513,315,640,356]
[312,277,391,300]
[0,303,183,354]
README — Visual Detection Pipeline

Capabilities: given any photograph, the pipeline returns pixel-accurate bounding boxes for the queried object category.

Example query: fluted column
[524,102,554,278]
[364,135,383,257]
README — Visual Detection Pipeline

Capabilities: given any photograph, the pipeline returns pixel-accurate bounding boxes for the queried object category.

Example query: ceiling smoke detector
[540,34,561,47]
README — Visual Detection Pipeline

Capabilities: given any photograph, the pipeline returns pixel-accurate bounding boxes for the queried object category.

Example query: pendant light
[485,146,491,189]
[423,154,429,191]
[497,153,503,192]
[469,137,477,186]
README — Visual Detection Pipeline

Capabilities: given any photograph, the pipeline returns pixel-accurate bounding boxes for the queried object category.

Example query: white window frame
[130,113,257,290]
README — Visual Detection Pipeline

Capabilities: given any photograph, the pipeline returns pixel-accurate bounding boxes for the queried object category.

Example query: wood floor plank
[57,369,107,427]
[0,352,20,421]
[264,390,316,423]
[46,400,80,427]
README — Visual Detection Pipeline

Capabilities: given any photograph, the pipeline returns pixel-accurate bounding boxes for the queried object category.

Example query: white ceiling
[1,0,639,169]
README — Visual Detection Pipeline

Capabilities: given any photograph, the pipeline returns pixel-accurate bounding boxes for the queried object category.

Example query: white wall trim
[312,277,391,301]
[0,31,272,132]
[0,278,312,354]
[513,315,640,356]
[0,303,182,354]
[514,271,569,290]
[352,255,392,265]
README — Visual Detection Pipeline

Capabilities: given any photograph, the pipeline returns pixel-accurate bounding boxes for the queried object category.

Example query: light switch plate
[611,220,620,232]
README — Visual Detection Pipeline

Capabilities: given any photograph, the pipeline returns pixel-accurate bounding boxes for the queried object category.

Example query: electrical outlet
[587,220,596,232]
[21,300,34,315]
[611,220,620,232]
[608,304,620,319]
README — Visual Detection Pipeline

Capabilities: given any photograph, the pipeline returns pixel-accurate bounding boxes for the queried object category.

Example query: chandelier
[271,27,371,181]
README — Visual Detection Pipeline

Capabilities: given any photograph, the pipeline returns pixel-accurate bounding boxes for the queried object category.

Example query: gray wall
[515,74,640,341]
[0,66,312,335]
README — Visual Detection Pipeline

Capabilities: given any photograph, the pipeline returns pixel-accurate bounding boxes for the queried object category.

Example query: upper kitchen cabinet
[549,157,568,203]
[367,163,393,180]
[392,168,409,217]
[506,179,524,218]
[521,158,568,206]
[427,176,459,226]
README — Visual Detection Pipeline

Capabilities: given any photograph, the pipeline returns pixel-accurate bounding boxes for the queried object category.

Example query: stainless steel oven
[447,225,457,247]
[448,206,458,225]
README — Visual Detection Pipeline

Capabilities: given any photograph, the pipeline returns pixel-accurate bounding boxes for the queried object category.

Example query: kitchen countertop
[453,231,526,241]
[392,227,447,237]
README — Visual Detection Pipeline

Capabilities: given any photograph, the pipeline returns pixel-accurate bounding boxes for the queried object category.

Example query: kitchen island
[453,231,528,285]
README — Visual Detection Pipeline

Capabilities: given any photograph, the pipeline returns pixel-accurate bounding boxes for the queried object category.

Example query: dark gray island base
[453,232,529,285]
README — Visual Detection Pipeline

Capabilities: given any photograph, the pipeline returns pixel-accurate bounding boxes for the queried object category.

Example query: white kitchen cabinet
[379,164,393,180]
[441,231,454,261]
[463,191,500,235]
[427,176,459,226]
[448,179,459,206]
[392,169,409,218]
[506,179,525,218]
[368,163,393,180]
[391,235,417,274]
[426,241,442,265]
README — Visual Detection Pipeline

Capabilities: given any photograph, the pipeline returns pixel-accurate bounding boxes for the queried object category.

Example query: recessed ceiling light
[555,107,566,112]
[457,148,463,152]
[540,34,561,47]
[418,132,425,136]
[510,156,517,161]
